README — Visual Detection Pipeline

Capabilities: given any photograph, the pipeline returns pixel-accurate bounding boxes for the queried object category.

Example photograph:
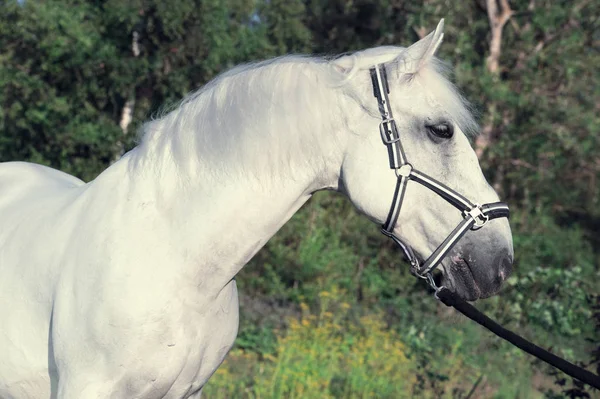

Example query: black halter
[370,64,510,287]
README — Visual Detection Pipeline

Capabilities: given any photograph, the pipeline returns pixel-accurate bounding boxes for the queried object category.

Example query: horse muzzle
[441,226,513,301]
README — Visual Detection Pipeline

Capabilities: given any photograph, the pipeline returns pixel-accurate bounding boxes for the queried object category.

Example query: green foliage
[1,0,598,396]
[483,1,599,219]
[0,0,274,179]
[259,0,313,54]
[508,210,596,339]
[0,0,122,179]
[235,324,278,355]
[206,288,417,398]
[209,287,548,398]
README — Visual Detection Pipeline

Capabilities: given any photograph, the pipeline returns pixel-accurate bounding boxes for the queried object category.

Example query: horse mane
[136,55,343,178]
[135,48,477,178]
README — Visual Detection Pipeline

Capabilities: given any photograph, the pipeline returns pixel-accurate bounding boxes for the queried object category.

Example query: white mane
[137,56,342,179]
[136,48,477,178]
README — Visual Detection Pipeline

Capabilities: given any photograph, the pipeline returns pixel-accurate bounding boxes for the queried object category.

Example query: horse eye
[426,122,454,139]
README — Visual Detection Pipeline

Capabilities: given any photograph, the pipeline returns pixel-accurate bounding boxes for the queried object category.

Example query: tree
[0,0,273,180]
[0,0,122,180]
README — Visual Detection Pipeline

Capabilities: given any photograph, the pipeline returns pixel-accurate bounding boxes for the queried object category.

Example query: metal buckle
[379,118,400,144]
[464,204,489,230]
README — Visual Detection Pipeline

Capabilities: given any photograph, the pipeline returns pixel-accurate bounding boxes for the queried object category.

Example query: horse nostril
[498,255,513,282]
[499,269,506,281]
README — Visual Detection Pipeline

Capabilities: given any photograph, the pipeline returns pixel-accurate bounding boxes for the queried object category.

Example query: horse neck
[112,110,346,292]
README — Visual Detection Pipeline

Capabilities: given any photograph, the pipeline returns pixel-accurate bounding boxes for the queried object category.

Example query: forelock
[396,57,479,138]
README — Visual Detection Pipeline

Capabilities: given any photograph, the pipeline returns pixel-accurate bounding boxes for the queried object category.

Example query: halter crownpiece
[370,64,510,287]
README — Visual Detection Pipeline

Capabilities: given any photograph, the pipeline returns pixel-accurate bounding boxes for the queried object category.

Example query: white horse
[0,20,512,398]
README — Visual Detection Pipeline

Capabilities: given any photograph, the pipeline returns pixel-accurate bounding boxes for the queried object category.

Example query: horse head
[336,20,513,301]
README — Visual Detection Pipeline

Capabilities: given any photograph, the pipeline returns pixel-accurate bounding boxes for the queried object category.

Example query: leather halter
[370,64,509,286]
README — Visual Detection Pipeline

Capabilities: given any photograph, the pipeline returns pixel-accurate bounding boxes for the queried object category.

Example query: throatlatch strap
[383,175,409,233]
[381,229,419,269]
[481,203,510,219]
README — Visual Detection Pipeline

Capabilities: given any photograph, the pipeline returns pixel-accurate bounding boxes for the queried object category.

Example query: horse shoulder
[0,162,85,397]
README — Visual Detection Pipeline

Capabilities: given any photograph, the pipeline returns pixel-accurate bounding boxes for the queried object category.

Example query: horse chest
[51,269,240,399]
[117,279,240,398]
[164,279,240,397]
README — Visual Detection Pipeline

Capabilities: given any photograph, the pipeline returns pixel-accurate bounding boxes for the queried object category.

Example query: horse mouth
[441,256,482,301]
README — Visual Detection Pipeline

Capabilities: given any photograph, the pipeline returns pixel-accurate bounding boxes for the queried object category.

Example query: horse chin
[440,258,485,302]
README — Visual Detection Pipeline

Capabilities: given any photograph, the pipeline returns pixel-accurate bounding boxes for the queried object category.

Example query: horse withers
[0,20,512,398]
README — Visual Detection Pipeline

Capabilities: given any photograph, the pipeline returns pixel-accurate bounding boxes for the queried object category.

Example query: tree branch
[485,0,513,74]
[476,0,514,162]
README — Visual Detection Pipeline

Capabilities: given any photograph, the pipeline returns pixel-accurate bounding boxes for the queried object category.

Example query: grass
[205,288,416,398]
[203,287,556,398]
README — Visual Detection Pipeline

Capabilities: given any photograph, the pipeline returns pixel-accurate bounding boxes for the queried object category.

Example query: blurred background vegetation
[1,0,599,397]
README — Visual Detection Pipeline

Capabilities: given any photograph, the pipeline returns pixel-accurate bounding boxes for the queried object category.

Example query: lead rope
[369,64,600,390]
[436,287,600,389]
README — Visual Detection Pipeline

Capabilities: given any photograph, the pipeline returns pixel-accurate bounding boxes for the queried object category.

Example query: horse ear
[396,19,445,74]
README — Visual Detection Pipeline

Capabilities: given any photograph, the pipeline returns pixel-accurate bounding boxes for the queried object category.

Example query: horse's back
[0,162,84,398]
[0,161,84,205]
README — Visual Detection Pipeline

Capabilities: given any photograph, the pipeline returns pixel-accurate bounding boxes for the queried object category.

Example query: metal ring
[426,273,443,292]
[395,163,413,178]
[464,204,490,230]
[472,214,489,229]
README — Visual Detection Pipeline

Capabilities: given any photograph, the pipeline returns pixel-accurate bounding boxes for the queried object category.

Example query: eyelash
[426,123,454,139]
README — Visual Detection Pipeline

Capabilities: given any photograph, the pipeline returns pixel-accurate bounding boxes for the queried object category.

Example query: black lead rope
[435,287,600,389]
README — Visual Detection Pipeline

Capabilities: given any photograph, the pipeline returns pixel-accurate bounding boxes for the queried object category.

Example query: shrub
[205,287,417,398]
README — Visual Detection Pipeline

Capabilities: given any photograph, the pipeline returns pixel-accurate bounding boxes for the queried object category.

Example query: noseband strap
[370,65,509,285]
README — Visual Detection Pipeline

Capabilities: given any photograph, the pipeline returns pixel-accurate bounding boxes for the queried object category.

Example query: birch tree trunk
[475,0,513,160]
[114,31,140,163]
